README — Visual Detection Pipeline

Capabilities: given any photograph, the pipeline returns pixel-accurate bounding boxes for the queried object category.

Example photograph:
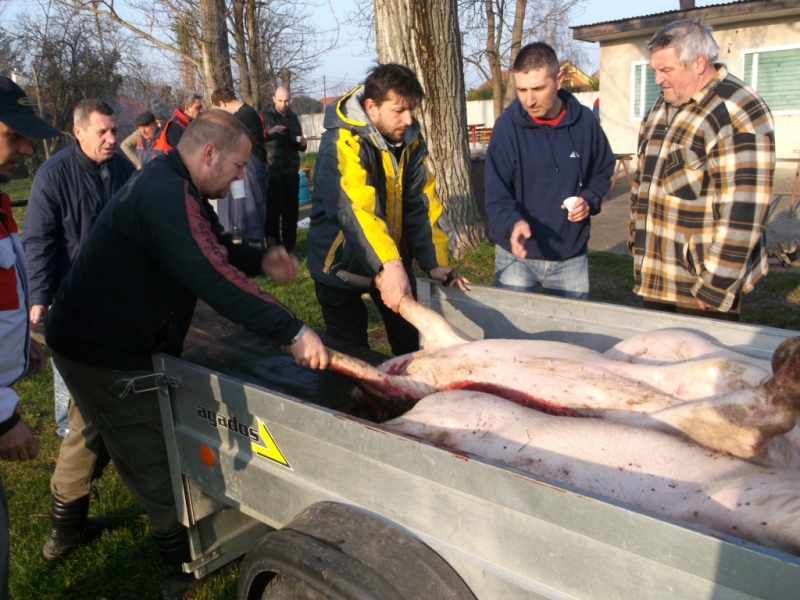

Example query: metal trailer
[155,282,800,599]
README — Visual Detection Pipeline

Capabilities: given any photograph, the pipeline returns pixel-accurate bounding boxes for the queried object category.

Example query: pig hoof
[772,337,800,373]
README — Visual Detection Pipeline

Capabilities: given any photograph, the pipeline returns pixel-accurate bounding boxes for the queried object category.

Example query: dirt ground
[589,165,800,256]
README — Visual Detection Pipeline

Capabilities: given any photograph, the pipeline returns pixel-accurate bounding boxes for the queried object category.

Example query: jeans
[53,359,70,438]
[495,245,589,300]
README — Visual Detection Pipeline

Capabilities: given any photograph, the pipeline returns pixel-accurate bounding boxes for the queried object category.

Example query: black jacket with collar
[262,105,303,173]
[23,142,135,306]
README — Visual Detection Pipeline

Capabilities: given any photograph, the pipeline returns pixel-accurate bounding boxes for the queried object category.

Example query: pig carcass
[387,390,800,556]
[329,296,800,466]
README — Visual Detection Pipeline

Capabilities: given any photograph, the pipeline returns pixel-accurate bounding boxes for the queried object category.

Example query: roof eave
[572,0,800,43]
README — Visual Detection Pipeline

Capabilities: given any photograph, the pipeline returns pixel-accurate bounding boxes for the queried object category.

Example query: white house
[573,0,800,158]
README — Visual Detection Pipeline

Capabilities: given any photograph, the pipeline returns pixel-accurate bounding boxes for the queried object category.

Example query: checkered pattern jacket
[629,66,775,311]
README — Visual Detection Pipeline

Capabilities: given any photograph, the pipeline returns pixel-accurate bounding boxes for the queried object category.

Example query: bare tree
[375,0,484,257]
[11,4,127,150]
[461,0,588,118]
[51,0,332,101]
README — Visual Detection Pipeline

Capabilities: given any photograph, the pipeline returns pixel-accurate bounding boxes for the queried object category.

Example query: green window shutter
[644,69,660,112]
[744,52,754,85]
[633,63,660,119]
[633,64,643,118]
[754,48,800,111]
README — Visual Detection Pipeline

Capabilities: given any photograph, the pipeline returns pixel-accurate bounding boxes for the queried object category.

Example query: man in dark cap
[133,110,163,167]
[0,75,59,600]
[22,98,135,561]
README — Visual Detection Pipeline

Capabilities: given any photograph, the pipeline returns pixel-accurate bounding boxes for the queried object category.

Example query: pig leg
[604,329,772,372]
[631,342,800,460]
[329,350,435,417]
[771,336,800,373]
[395,295,473,351]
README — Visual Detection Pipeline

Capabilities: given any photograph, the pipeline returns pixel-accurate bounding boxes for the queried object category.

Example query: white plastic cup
[563,196,579,213]
[230,179,246,199]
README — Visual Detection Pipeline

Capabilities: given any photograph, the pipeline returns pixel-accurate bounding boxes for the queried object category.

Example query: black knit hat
[134,110,156,127]
[0,76,61,139]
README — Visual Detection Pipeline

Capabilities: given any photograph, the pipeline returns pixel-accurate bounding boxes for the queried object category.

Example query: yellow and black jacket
[307,86,450,291]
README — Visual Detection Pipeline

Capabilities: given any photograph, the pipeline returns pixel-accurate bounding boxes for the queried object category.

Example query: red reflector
[200,445,216,467]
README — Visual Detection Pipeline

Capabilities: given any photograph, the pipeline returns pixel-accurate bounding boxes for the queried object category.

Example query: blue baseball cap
[0,76,62,139]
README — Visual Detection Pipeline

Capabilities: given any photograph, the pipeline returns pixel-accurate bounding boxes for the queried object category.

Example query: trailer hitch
[116,373,181,399]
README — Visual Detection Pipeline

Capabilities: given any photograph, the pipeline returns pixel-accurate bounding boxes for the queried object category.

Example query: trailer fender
[237,501,477,600]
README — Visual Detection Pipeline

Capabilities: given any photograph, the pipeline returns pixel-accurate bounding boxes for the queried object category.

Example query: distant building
[573,0,800,157]
[475,61,595,93]
[318,95,341,112]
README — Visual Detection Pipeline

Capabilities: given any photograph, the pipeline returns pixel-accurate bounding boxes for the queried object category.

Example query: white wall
[299,113,325,153]
[597,17,800,158]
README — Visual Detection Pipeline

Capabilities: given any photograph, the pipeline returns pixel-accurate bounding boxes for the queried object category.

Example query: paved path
[589,167,800,256]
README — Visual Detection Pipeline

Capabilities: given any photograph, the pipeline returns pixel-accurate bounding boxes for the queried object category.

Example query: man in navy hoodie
[485,43,614,299]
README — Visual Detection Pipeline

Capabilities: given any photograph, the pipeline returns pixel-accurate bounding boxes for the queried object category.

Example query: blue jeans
[53,359,70,438]
[495,245,589,300]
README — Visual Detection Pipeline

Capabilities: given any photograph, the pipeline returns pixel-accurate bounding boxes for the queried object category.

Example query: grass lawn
[5,177,800,597]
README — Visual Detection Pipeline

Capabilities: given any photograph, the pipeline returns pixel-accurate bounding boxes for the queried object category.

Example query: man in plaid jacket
[630,20,775,321]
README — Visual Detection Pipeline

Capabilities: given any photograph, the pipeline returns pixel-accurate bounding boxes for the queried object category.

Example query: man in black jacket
[44,109,327,599]
[23,100,133,444]
[263,86,306,252]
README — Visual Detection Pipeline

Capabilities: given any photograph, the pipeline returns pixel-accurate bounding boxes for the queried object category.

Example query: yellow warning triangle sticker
[251,418,292,469]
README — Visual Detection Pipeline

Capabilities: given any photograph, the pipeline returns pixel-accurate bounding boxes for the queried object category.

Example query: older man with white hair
[630,20,775,321]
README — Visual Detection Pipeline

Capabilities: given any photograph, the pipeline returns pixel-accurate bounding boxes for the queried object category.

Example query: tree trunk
[199,0,233,96]
[374,0,485,257]
[245,0,260,108]
[503,0,526,106]
[229,0,253,104]
[485,0,504,120]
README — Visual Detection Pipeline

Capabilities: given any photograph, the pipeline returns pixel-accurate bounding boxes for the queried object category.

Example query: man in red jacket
[0,75,58,600]
[158,91,205,151]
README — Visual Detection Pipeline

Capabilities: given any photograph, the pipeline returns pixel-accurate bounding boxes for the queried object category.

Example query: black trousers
[266,171,300,252]
[314,268,420,356]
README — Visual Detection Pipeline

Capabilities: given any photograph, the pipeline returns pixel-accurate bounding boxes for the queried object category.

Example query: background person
[0,75,56,600]
[263,86,306,252]
[157,91,204,151]
[308,64,467,356]
[485,42,614,300]
[630,20,775,321]
[24,99,134,443]
[133,110,163,167]
[211,86,268,245]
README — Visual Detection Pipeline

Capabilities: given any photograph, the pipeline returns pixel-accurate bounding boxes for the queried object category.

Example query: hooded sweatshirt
[485,90,614,261]
[307,85,450,291]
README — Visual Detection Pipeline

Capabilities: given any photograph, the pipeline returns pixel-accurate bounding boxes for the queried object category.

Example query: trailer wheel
[238,502,476,600]
[261,574,327,600]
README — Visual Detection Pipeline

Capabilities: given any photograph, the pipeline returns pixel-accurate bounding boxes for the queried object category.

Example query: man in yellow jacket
[308,63,467,355]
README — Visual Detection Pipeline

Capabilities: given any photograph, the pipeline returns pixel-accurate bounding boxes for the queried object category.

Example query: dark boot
[155,525,203,600]
[41,495,110,560]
